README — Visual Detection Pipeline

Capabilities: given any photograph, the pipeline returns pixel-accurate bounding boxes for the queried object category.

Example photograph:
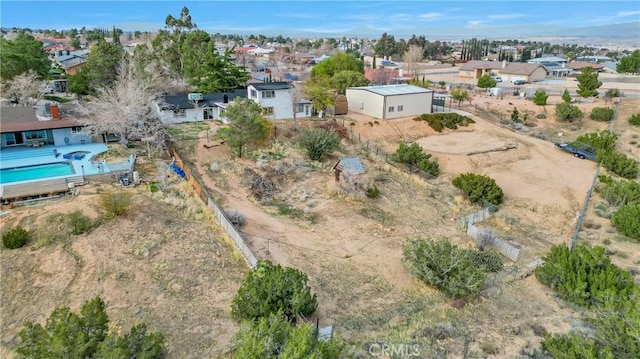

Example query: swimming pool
[0,162,75,184]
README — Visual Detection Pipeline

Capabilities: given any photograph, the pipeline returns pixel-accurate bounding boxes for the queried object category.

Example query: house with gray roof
[153,89,248,124]
[345,84,434,120]
[247,82,312,120]
[458,60,547,83]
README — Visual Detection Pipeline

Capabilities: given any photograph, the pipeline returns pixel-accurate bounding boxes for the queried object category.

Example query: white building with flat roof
[345,84,434,120]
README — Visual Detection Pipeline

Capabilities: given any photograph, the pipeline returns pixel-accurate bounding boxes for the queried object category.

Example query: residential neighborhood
[1,2,639,359]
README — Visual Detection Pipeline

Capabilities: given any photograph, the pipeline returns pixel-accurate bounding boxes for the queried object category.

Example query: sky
[1,0,639,37]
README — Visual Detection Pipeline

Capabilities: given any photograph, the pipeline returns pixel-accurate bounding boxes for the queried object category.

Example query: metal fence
[170,148,258,268]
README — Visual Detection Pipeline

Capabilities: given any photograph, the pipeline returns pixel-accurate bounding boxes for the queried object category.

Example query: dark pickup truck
[555,142,597,161]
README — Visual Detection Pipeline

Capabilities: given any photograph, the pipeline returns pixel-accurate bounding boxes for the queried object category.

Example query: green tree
[597,150,639,179]
[555,102,584,121]
[233,313,343,359]
[542,332,614,359]
[611,204,640,239]
[215,98,272,158]
[511,107,520,122]
[299,127,341,161]
[616,50,640,74]
[231,260,318,322]
[86,40,125,88]
[393,142,439,177]
[17,297,164,358]
[0,33,50,80]
[574,130,617,152]
[576,66,603,97]
[450,87,469,107]
[373,32,397,59]
[561,88,572,103]
[181,31,249,92]
[476,74,496,88]
[403,238,486,299]
[68,69,91,97]
[629,113,640,126]
[533,89,548,106]
[310,52,364,79]
[303,76,335,115]
[535,245,636,307]
[329,70,369,94]
[452,173,504,205]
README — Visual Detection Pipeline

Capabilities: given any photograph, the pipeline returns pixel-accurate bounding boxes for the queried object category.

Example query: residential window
[250,89,257,98]
[262,90,275,98]
[388,106,395,113]
[3,133,16,146]
[71,126,84,134]
[397,105,404,112]
[262,107,274,116]
[173,109,186,118]
[203,108,214,120]
[296,104,305,112]
[24,130,47,140]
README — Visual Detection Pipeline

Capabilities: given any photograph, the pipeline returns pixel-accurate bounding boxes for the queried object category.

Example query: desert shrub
[225,209,246,228]
[535,244,636,307]
[463,250,504,272]
[630,113,640,126]
[555,102,584,121]
[536,113,547,119]
[532,90,548,106]
[231,260,317,322]
[451,173,504,206]
[299,127,340,161]
[597,175,640,207]
[574,130,617,152]
[364,183,380,198]
[17,296,164,358]
[393,142,440,177]
[2,226,29,249]
[403,238,486,299]
[233,313,343,359]
[605,88,621,97]
[414,113,475,132]
[597,150,639,179]
[243,167,278,201]
[99,191,132,217]
[65,210,94,235]
[611,204,640,240]
[318,120,348,139]
[589,107,614,122]
[541,332,613,359]
[511,107,520,122]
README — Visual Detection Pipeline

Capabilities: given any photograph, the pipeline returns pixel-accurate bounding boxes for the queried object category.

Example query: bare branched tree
[77,57,169,155]
[6,70,48,106]
[289,82,305,128]
[403,45,424,78]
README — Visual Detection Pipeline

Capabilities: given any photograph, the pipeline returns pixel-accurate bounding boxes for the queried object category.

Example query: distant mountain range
[98,21,640,41]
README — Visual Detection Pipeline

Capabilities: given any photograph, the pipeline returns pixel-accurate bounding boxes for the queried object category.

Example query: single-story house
[567,61,605,72]
[1,104,91,148]
[153,89,248,124]
[345,84,434,120]
[458,60,547,83]
[247,82,311,120]
[59,56,87,75]
[527,56,569,65]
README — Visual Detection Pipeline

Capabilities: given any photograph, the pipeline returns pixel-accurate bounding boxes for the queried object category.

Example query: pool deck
[0,143,109,176]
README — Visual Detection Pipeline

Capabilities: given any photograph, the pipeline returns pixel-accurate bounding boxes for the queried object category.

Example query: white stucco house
[153,89,247,124]
[345,84,434,120]
[247,82,311,120]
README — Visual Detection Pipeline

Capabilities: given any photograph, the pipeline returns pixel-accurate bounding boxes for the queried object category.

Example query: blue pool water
[0,162,74,184]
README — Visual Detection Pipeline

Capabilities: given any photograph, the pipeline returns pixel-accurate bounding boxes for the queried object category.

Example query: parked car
[492,76,503,82]
[513,79,526,85]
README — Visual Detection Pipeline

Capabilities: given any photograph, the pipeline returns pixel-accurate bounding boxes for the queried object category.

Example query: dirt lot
[1,93,637,358]
[1,181,248,358]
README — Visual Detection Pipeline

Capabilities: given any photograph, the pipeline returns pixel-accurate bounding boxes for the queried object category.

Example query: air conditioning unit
[188,93,204,101]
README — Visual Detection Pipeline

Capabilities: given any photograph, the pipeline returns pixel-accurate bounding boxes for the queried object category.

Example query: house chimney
[223,94,228,103]
[50,103,60,120]
[502,60,507,68]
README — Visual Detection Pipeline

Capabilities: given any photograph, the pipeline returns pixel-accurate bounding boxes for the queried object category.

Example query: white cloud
[616,10,640,17]
[488,13,525,20]
[466,20,487,29]
[419,12,442,20]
